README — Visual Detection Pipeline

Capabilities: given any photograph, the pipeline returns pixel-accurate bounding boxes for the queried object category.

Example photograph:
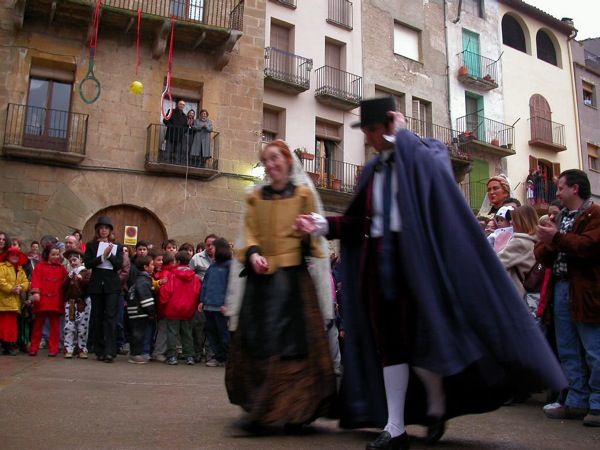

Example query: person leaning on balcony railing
[163,100,188,164]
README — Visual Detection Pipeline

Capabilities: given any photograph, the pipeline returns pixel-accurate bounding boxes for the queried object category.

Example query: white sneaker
[543,402,563,411]
[39,339,48,349]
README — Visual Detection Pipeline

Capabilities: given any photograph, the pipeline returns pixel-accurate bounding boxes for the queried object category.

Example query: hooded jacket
[0,262,29,313]
[159,266,201,320]
[30,261,68,313]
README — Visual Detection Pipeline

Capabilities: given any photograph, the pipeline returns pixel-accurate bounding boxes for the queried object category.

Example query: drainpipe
[566,23,583,170]
[444,1,453,130]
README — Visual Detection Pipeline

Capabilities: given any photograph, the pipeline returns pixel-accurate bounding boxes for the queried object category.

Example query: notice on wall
[124,226,138,246]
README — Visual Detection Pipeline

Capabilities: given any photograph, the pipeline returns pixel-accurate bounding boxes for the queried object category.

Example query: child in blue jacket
[199,238,231,367]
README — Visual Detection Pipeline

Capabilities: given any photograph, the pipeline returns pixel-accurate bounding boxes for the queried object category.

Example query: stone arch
[82,204,167,247]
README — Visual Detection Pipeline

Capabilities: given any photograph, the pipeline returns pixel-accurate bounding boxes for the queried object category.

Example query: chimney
[561,17,575,28]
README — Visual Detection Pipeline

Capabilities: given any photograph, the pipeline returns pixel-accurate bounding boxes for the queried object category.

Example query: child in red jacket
[29,245,68,356]
[160,251,201,365]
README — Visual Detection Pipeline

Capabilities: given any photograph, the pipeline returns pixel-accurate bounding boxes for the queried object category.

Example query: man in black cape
[296,97,566,450]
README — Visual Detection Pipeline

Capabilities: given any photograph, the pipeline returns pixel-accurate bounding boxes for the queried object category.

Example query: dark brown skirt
[225,265,337,426]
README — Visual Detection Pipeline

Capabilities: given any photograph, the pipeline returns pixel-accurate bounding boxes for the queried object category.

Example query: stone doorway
[82,205,167,248]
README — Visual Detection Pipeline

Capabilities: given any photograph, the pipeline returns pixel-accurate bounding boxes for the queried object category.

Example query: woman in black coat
[84,216,123,362]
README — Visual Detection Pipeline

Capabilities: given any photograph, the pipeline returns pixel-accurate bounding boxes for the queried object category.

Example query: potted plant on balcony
[331,178,341,190]
[294,147,314,160]
[459,65,469,76]
[490,137,500,146]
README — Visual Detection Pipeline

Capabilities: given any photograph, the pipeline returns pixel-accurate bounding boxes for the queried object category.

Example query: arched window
[536,30,557,66]
[502,15,526,53]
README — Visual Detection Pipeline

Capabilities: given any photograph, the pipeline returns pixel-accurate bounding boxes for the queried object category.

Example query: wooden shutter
[270,23,290,52]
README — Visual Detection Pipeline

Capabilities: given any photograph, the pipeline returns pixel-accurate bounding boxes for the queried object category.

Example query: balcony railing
[3,103,88,156]
[314,66,362,110]
[146,124,220,174]
[457,50,499,90]
[459,179,488,211]
[77,0,244,30]
[300,154,361,193]
[327,0,353,29]
[528,117,566,151]
[264,47,312,92]
[456,113,514,150]
[20,1,244,64]
[585,50,600,72]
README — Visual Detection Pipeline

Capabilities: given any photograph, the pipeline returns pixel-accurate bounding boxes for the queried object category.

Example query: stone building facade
[0,0,265,246]
[572,37,600,202]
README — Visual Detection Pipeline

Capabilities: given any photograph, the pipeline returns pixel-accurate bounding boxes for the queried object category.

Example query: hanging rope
[135,9,141,76]
[161,18,176,120]
[79,0,102,104]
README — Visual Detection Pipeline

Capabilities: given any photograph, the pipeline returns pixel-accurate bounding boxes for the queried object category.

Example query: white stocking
[383,363,409,437]
[413,366,446,419]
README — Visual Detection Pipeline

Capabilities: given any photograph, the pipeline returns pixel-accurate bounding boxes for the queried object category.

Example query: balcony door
[170,0,204,21]
[325,41,345,95]
[465,93,484,140]
[269,22,294,80]
[529,94,552,142]
[462,29,481,78]
[24,78,72,151]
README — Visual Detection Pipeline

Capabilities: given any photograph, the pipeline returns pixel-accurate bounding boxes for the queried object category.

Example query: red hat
[0,247,29,267]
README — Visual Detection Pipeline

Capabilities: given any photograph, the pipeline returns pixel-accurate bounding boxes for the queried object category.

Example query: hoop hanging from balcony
[79,0,102,104]
[161,18,176,120]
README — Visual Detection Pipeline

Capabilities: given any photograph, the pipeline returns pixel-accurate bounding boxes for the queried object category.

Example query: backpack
[515,263,545,293]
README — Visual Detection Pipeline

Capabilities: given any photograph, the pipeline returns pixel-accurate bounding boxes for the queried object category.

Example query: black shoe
[426,418,446,444]
[366,431,409,450]
[103,355,114,363]
[96,355,105,361]
[231,418,271,436]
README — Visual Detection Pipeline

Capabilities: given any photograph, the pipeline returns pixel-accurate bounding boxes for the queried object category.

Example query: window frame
[462,0,483,19]
[583,80,596,108]
[393,22,421,62]
[588,143,599,172]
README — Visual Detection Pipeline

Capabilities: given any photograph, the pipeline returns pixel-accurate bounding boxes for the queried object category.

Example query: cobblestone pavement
[0,350,599,449]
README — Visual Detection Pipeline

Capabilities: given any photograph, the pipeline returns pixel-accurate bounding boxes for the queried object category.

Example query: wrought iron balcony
[3,103,87,164]
[457,50,499,91]
[299,153,361,194]
[314,66,362,111]
[17,0,244,66]
[404,116,473,182]
[264,47,312,94]
[455,113,515,157]
[528,117,567,151]
[327,0,353,30]
[146,123,220,179]
[459,179,488,212]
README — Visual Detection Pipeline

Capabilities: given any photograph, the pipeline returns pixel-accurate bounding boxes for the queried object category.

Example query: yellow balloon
[130,81,143,94]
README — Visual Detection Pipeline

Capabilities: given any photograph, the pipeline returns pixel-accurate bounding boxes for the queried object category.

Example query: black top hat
[351,97,397,129]
[94,215,114,231]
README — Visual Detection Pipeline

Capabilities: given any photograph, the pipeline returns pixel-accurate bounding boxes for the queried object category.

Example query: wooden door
[83,205,167,248]
[325,41,344,93]
[529,94,552,142]
[462,29,481,77]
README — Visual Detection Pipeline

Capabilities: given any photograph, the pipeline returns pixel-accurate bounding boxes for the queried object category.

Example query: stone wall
[0,0,267,244]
